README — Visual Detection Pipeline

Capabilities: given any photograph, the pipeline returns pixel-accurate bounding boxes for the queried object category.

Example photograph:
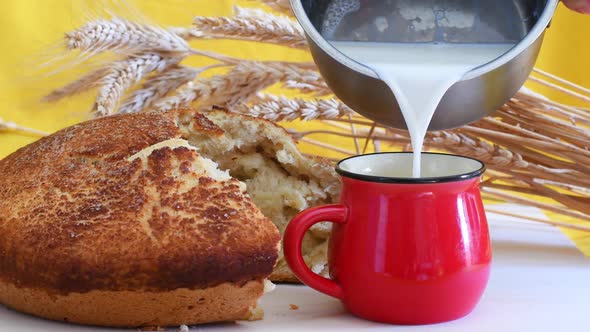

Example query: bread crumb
[179,325,190,332]
[263,279,276,293]
[139,326,164,331]
[289,304,299,310]
[246,303,264,321]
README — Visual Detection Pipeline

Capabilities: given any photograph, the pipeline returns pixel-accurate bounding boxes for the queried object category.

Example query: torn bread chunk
[178,110,341,281]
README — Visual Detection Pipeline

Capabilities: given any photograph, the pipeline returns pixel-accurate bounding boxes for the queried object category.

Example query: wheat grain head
[66,17,190,55]
[93,53,180,117]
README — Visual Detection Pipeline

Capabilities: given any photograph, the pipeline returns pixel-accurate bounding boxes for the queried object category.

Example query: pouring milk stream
[322,0,516,177]
[331,42,512,177]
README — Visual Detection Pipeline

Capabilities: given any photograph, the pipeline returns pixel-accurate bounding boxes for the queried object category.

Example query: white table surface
[1,204,589,331]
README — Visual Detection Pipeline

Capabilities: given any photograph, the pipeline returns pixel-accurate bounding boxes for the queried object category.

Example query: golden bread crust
[0,110,280,294]
[0,278,264,327]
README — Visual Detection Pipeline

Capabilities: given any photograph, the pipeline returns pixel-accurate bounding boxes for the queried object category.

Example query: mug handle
[283,204,348,300]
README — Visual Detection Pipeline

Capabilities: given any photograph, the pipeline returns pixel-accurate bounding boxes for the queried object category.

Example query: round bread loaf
[0,110,282,327]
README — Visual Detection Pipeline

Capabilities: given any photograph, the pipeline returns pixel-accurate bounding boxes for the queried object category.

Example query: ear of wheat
[118,65,201,114]
[66,17,191,54]
[191,6,306,48]
[93,53,182,116]
[31,2,590,234]
[256,0,293,15]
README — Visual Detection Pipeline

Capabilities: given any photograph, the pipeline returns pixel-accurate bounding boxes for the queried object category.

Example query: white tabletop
[1,204,589,331]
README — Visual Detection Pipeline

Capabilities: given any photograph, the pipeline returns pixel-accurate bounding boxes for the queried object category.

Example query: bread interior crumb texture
[180,111,341,281]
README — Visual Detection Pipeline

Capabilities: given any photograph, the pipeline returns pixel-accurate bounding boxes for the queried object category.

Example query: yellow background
[0,1,589,252]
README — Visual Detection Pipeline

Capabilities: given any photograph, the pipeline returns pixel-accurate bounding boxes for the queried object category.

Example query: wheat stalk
[242,93,353,121]
[312,112,590,220]
[191,6,306,49]
[0,118,48,136]
[426,131,531,168]
[486,208,590,232]
[282,79,333,96]
[118,65,202,114]
[66,17,190,55]
[43,67,110,102]
[281,74,330,95]
[322,119,589,183]
[94,53,180,117]
[258,0,293,15]
[294,124,590,226]
[155,61,324,111]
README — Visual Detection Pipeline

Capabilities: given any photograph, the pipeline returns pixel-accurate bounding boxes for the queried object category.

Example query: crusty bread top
[0,110,280,294]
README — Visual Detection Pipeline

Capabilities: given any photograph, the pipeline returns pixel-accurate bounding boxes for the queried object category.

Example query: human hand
[562,0,590,13]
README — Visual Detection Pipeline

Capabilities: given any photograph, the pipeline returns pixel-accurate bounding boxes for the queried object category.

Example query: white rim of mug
[335,152,486,184]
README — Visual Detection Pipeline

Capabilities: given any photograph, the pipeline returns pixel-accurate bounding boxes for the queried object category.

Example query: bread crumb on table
[138,325,188,331]
[289,304,299,310]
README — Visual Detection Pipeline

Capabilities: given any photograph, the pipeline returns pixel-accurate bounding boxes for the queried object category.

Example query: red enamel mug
[284,152,491,324]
